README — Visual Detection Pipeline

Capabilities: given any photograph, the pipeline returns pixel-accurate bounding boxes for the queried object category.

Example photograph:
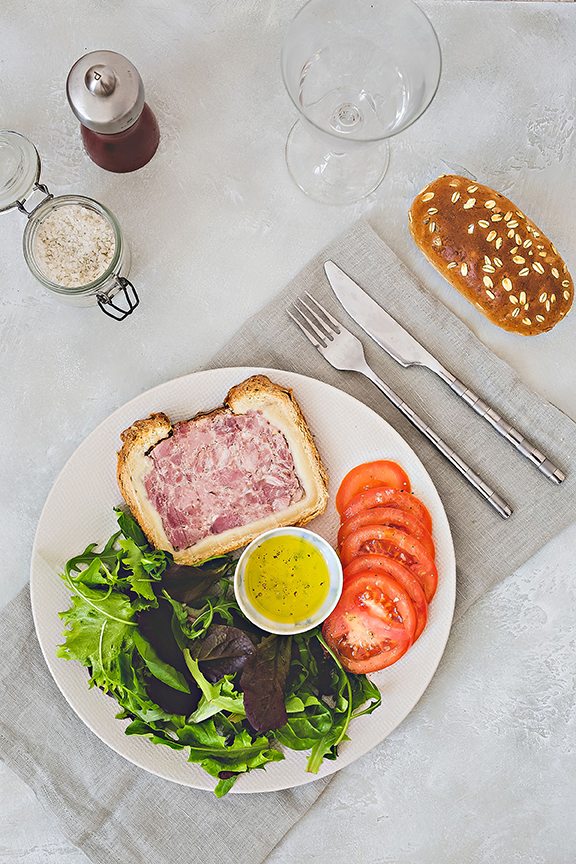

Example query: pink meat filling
[143,410,304,551]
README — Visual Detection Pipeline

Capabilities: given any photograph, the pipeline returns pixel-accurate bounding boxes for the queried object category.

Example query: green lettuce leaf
[56,508,383,796]
[184,654,245,722]
[275,688,333,751]
[117,537,167,600]
[176,719,284,796]
[57,584,137,691]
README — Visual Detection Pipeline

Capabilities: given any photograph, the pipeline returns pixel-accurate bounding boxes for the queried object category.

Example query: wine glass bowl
[281,0,442,204]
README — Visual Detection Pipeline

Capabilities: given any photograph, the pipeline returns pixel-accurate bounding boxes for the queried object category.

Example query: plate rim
[30,365,456,794]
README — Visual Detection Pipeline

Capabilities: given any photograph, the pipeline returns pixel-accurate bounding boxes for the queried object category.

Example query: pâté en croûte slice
[117,375,329,564]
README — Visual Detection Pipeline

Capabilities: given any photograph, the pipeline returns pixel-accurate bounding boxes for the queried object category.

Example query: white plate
[30,367,456,794]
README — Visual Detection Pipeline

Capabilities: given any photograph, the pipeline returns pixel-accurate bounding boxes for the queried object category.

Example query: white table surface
[1,0,576,861]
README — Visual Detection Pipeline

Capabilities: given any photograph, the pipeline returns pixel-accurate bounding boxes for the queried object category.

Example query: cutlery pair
[289,261,566,520]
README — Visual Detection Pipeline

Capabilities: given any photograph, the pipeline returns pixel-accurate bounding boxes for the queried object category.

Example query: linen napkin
[2,218,576,864]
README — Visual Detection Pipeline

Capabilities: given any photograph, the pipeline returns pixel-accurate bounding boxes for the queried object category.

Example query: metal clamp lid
[97,277,139,320]
[66,51,145,135]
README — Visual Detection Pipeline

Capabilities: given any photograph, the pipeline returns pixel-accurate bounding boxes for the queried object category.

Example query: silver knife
[324,260,565,484]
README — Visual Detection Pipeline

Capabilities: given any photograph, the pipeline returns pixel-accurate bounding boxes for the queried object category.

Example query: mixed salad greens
[57,509,381,796]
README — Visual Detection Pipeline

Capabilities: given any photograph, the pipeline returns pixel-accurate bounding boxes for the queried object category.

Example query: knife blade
[324,260,565,484]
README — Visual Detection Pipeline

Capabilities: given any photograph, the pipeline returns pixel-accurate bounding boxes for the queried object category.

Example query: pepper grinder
[66,50,160,173]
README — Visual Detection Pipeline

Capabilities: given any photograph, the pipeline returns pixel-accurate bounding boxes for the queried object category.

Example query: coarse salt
[33,204,115,287]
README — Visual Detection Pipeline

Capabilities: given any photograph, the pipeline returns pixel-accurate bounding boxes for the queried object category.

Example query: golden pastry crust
[408,175,573,335]
[116,375,329,565]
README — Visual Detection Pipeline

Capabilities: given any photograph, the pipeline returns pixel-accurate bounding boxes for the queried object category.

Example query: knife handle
[361,365,513,519]
[440,372,565,484]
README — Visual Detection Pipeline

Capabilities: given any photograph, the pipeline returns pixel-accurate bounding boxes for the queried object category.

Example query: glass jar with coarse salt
[0,130,139,320]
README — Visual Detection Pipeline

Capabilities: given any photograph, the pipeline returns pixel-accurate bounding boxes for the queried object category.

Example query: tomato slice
[322,571,415,674]
[341,486,433,534]
[343,555,428,641]
[337,507,435,560]
[339,525,438,602]
[335,462,411,515]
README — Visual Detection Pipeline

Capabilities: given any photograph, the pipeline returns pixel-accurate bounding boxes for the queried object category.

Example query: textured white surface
[1,0,576,861]
[265,521,576,864]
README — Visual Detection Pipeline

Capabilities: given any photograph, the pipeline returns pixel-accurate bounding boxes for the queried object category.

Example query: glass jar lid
[66,50,146,135]
[0,130,41,212]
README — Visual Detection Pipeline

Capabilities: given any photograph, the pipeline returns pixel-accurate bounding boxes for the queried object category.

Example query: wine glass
[281,0,442,205]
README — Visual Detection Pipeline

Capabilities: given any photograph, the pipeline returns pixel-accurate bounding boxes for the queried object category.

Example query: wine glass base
[285,121,390,205]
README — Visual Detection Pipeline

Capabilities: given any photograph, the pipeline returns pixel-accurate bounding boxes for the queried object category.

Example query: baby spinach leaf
[132,629,191,693]
[124,718,187,749]
[144,675,201,717]
[114,507,148,547]
[275,693,333,751]
[350,674,382,717]
[137,599,191,674]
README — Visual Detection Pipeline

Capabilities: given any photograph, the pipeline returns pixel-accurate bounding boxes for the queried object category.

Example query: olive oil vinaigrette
[235,527,343,635]
[244,534,330,624]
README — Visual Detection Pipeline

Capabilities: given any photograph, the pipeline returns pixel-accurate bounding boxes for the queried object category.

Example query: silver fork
[288,293,513,519]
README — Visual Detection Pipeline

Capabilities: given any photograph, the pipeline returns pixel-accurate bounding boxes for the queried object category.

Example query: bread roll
[117,375,329,565]
[408,175,573,335]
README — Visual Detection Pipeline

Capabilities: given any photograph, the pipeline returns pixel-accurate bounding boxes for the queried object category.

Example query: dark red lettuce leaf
[189,623,256,682]
[160,563,224,605]
[240,634,292,733]
[307,633,336,693]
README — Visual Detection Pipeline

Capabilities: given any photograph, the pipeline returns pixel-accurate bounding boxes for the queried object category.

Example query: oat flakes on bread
[117,375,329,565]
[408,174,573,335]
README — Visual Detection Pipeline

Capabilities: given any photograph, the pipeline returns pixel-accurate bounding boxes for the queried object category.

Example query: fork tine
[292,298,333,344]
[303,292,341,333]
[287,308,326,349]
